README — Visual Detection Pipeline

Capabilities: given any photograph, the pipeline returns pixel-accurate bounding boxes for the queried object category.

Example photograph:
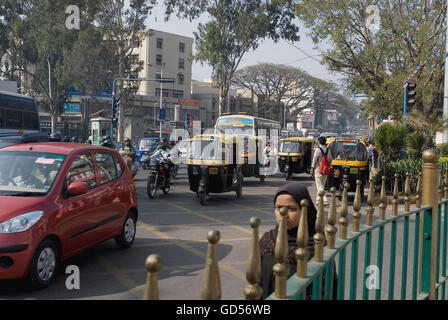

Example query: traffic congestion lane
[0,165,314,300]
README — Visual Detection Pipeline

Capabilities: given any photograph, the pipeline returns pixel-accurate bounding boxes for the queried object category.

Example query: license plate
[281,157,285,160]
[292,157,297,162]
[209,168,218,175]
[350,167,358,174]
[145,148,150,151]
[193,168,199,175]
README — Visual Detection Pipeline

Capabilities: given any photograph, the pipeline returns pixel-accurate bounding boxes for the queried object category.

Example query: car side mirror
[68,181,88,196]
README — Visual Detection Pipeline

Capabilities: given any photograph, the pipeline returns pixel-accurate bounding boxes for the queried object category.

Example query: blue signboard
[63,103,81,114]
[158,108,166,121]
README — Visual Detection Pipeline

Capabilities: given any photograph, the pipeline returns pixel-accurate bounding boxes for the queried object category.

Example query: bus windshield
[215,117,254,135]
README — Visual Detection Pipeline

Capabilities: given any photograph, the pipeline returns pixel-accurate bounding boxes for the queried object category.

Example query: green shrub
[407,131,425,152]
[406,149,422,160]
[437,143,448,157]
[374,123,407,163]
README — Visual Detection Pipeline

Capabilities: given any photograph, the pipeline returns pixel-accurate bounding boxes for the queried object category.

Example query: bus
[214,113,281,137]
[0,91,40,136]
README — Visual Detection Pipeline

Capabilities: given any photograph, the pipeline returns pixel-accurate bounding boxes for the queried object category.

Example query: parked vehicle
[187,134,243,205]
[0,143,138,288]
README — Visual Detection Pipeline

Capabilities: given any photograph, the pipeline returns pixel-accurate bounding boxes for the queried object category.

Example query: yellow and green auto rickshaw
[278,137,314,180]
[186,134,243,205]
[238,135,269,182]
[326,137,369,197]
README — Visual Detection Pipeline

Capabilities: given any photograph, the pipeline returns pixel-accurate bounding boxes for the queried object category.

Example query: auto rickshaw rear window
[329,141,367,161]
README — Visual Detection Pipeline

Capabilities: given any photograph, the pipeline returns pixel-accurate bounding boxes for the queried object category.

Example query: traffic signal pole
[110,77,174,141]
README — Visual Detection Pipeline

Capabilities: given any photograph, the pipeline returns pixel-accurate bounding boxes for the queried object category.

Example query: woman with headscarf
[259,182,336,299]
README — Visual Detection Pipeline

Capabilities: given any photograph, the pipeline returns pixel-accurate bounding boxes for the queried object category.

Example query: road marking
[137,221,246,281]
[93,254,140,299]
[155,199,253,235]
[132,237,254,249]
[229,202,273,216]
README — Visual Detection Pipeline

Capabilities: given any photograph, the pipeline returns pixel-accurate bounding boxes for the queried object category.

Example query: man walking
[310,136,333,205]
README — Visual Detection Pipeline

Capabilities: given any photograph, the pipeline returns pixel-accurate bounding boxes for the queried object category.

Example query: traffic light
[112,96,120,125]
[406,82,417,108]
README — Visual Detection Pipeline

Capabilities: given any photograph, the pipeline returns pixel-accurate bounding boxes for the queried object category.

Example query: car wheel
[147,174,157,199]
[28,238,59,289]
[115,212,137,249]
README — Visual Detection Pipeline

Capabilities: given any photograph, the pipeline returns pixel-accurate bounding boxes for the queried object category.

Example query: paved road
[0,166,317,300]
[0,166,430,300]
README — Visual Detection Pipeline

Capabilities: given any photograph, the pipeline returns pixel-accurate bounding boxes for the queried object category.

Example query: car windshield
[280,141,302,153]
[140,139,157,149]
[0,151,66,196]
[329,141,367,161]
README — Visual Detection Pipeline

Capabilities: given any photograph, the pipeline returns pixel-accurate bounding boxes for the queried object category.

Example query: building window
[157,38,163,49]
[179,42,185,53]
[178,58,184,69]
[156,72,161,79]
[156,54,163,65]
[155,88,171,98]
[172,90,184,99]
[178,74,184,85]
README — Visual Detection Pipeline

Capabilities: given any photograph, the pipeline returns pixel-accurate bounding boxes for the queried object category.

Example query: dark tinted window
[23,112,39,130]
[5,110,22,128]
[112,153,123,177]
[0,94,36,112]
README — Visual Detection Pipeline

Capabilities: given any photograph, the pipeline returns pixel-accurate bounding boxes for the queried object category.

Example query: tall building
[136,29,193,100]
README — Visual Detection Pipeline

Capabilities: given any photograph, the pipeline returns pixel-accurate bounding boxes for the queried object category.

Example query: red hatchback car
[0,143,138,288]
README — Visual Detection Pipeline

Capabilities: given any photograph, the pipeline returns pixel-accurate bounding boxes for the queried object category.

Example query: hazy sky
[147,4,344,84]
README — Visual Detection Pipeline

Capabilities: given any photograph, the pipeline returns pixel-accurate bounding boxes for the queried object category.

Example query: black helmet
[124,138,131,143]
[63,135,70,142]
[101,139,114,148]
[71,136,79,143]
[49,132,62,142]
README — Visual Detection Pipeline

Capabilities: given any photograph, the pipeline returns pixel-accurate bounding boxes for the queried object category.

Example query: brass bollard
[244,217,263,300]
[325,187,338,249]
[314,190,325,262]
[143,254,162,300]
[352,180,361,232]
[296,200,309,278]
[201,230,221,300]
[273,207,289,298]
[404,172,410,212]
[438,169,443,201]
[392,174,399,216]
[421,149,440,300]
[379,176,387,220]
[366,178,375,226]
[338,183,349,239]
[416,172,422,209]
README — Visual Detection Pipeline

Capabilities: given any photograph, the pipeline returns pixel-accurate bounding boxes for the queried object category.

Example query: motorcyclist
[120,138,137,172]
[49,132,62,142]
[150,142,172,182]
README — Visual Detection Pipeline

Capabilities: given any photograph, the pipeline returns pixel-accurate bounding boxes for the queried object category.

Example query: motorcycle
[120,146,138,178]
[141,152,151,170]
[146,157,171,198]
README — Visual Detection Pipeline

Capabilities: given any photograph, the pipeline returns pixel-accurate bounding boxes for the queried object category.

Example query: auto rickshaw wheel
[260,175,265,183]
[199,191,207,205]
[236,184,243,198]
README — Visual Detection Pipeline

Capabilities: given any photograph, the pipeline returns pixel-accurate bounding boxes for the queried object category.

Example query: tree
[0,0,108,133]
[295,0,447,123]
[232,63,314,123]
[94,0,157,140]
[164,0,299,117]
